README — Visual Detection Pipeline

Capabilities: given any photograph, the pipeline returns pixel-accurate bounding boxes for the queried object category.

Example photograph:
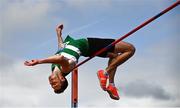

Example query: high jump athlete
[24,24,135,100]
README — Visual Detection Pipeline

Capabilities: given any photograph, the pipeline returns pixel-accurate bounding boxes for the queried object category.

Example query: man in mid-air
[24,24,135,100]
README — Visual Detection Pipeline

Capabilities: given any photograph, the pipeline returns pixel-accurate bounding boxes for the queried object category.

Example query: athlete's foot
[97,70,108,91]
[107,84,120,100]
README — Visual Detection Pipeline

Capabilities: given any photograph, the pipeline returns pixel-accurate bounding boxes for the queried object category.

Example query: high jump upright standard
[72,69,78,108]
[71,1,179,108]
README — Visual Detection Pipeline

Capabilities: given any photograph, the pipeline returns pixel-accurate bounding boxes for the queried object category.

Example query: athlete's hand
[56,24,63,32]
[24,59,39,66]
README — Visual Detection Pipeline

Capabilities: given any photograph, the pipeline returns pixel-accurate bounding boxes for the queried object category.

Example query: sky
[0,0,180,108]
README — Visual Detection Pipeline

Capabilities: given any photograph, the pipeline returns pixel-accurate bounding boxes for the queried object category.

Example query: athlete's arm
[56,24,64,49]
[24,55,64,66]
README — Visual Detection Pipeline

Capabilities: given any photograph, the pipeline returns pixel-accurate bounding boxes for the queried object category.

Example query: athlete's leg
[97,41,135,86]
[104,41,135,100]
[107,58,117,84]
[106,41,135,74]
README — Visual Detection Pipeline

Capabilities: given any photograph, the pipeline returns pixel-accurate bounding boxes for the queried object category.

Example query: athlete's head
[49,67,68,94]
[54,76,68,94]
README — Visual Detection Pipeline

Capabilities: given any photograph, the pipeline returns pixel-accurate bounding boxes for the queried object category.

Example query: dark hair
[54,77,68,94]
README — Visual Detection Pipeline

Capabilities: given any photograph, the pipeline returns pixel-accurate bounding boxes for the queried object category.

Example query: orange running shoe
[107,84,120,100]
[97,70,108,91]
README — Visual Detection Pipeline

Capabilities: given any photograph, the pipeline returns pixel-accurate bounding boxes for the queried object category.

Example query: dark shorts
[86,38,115,58]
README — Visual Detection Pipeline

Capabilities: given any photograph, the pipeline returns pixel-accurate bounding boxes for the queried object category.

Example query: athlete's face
[49,72,66,92]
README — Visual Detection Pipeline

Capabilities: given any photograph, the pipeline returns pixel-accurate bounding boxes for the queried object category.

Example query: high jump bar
[71,1,179,108]
[73,1,179,70]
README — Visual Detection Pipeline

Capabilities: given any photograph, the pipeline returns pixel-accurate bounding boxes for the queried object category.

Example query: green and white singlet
[51,35,89,71]
[51,35,115,72]
[61,35,89,62]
